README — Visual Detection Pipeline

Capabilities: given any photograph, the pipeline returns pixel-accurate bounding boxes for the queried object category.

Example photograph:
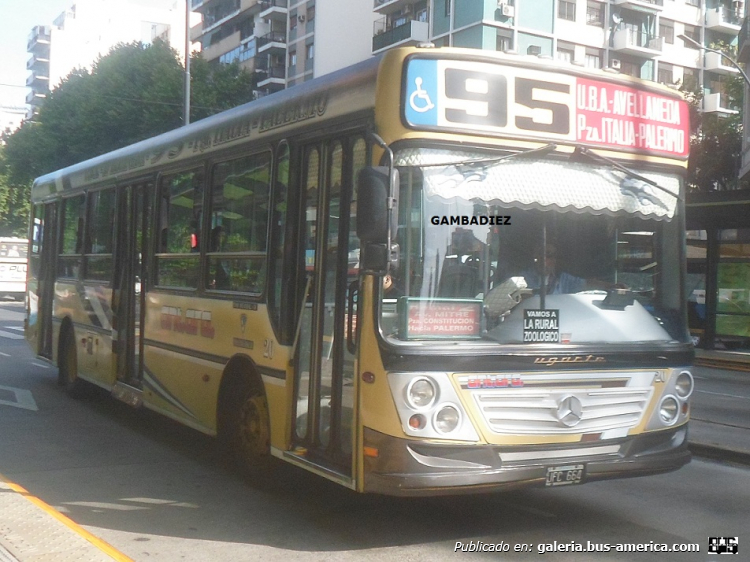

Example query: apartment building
[375,0,742,109]
[189,0,742,112]
[26,0,193,117]
[189,0,375,98]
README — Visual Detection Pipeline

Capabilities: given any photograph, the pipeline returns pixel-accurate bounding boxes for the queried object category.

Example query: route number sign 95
[403,57,689,158]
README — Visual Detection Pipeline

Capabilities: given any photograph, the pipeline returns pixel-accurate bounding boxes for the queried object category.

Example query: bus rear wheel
[220,376,270,473]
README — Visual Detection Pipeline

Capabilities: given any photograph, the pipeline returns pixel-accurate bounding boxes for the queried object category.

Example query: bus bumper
[362,424,691,496]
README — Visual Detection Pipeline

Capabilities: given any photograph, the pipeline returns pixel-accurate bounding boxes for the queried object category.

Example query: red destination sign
[575,78,690,158]
[404,300,481,338]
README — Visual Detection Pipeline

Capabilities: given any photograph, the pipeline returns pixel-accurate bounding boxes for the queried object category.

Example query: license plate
[545,464,585,487]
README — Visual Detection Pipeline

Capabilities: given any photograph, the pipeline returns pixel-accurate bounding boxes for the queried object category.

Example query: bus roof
[32,46,690,202]
[31,54,383,202]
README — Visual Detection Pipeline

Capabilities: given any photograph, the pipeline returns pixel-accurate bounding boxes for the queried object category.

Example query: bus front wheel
[219,375,270,473]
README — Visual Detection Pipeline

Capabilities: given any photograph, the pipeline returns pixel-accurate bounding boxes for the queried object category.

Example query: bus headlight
[658,396,679,425]
[406,377,437,409]
[434,405,460,434]
[675,371,694,399]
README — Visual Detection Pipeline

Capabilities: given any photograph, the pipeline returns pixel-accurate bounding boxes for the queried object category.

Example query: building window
[289,50,297,67]
[682,67,699,90]
[659,22,674,44]
[683,25,700,46]
[290,11,297,30]
[585,48,602,68]
[557,41,575,62]
[306,43,314,60]
[497,29,513,52]
[620,60,640,78]
[657,64,674,84]
[586,1,603,26]
[558,0,576,21]
[306,5,315,21]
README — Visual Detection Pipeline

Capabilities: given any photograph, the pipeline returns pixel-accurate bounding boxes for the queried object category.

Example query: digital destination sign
[403,58,690,158]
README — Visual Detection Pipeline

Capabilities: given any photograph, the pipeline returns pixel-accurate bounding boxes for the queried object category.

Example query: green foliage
[0,147,31,237]
[0,40,257,216]
[681,70,749,192]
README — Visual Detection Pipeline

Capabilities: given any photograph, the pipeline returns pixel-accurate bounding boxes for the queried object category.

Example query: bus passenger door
[34,203,57,359]
[115,183,151,388]
[293,136,366,477]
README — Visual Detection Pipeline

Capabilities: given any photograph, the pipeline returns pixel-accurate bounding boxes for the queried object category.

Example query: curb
[694,357,750,373]
[688,443,750,467]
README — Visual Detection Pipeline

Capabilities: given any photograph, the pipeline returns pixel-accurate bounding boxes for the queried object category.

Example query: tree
[682,45,749,192]
[0,147,30,237]
[2,40,257,188]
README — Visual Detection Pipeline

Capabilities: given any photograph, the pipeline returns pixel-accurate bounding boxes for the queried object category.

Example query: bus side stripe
[142,365,199,420]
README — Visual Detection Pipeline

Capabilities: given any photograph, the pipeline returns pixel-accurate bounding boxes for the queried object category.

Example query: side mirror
[356,166,399,244]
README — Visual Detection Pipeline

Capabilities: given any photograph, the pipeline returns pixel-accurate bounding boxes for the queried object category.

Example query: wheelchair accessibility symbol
[409,77,435,113]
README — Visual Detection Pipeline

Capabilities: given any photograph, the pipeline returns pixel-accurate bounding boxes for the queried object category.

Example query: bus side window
[59,195,86,278]
[207,152,272,294]
[155,169,204,288]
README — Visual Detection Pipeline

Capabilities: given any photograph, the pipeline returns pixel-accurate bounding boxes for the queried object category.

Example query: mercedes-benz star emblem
[556,395,583,427]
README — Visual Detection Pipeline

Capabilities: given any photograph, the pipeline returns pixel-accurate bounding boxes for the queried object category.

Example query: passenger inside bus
[437,228,484,298]
[383,269,403,299]
[522,243,587,295]
[210,226,230,290]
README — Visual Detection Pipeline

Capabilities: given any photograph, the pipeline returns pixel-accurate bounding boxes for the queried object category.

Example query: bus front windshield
[380,147,689,347]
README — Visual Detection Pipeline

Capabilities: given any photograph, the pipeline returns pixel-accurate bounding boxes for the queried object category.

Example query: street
[0,300,747,561]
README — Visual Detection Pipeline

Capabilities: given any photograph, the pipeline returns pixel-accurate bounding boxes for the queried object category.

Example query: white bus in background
[0,237,28,301]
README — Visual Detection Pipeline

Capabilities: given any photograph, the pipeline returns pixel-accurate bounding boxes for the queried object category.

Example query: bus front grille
[466,383,654,435]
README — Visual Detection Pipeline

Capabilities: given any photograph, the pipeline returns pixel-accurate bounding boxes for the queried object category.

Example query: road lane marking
[0,330,23,340]
[0,352,9,357]
[0,385,38,411]
[31,362,50,369]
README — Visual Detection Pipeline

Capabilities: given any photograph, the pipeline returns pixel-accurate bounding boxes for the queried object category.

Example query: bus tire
[58,328,87,398]
[218,374,270,473]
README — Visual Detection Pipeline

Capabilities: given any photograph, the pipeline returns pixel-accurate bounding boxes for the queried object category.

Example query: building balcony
[25,90,46,106]
[703,92,739,114]
[373,0,414,15]
[26,73,49,89]
[257,64,285,87]
[27,26,51,53]
[190,22,204,42]
[259,0,287,22]
[739,17,750,63]
[254,82,284,99]
[202,29,241,62]
[26,54,49,71]
[257,31,286,54]
[706,6,741,34]
[612,30,662,57]
[613,0,664,12]
[373,19,429,53]
[705,51,739,75]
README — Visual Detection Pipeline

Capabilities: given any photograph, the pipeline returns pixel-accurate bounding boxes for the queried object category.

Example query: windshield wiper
[570,146,683,202]
[418,143,559,169]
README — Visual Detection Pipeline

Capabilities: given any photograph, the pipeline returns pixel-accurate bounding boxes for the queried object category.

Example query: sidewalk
[690,349,750,465]
[0,475,132,562]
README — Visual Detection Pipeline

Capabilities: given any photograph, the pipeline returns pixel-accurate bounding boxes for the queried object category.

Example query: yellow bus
[26,46,693,495]
[0,237,28,301]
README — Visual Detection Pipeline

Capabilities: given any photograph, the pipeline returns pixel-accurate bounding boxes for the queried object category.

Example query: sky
[0,0,72,110]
